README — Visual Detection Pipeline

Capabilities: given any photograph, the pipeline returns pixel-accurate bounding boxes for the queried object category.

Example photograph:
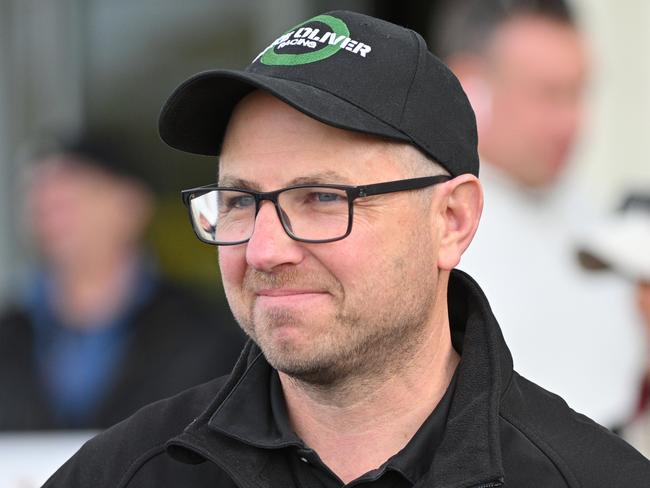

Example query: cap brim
[159,69,411,156]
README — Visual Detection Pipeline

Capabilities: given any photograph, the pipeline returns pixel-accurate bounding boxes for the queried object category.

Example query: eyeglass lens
[189,187,351,244]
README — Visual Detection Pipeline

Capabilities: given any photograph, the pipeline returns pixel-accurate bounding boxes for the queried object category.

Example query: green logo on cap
[257,14,370,66]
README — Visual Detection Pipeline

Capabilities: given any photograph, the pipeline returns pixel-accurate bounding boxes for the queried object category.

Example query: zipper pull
[472,479,503,488]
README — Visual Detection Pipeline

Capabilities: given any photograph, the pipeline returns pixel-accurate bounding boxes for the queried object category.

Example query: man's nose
[245,201,303,272]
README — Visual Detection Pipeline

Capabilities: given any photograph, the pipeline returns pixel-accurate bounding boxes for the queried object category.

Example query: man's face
[28,157,149,267]
[218,92,442,385]
[481,15,587,187]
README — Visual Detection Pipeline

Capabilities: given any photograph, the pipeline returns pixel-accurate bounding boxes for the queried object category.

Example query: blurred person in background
[0,134,245,430]
[432,0,642,426]
[578,193,650,457]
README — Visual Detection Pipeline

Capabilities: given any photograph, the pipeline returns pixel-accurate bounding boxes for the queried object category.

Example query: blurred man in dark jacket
[0,135,245,430]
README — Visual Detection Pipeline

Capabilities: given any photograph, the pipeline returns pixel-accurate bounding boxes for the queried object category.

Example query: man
[0,135,244,430]
[44,11,650,487]
[433,0,641,425]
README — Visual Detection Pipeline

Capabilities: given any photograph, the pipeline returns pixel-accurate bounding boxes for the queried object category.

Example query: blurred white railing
[0,431,96,488]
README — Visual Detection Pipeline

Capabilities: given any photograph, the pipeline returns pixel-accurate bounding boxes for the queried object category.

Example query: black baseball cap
[159,10,479,177]
[29,131,152,189]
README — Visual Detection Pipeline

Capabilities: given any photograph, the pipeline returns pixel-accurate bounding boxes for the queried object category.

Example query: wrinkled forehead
[217,91,407,188]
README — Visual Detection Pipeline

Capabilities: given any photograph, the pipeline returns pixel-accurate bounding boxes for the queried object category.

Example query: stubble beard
[233,245,437,388]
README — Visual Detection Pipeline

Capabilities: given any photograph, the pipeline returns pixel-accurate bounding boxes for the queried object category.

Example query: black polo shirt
[216,362,458,488]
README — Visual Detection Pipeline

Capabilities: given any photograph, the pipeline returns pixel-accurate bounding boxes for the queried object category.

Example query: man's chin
[259,342,344,386]
[252,308,331,352]
[274,360,342,386]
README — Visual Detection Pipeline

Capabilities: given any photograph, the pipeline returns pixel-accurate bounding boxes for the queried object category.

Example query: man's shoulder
[500,371,650,486]
[43,375,230,487]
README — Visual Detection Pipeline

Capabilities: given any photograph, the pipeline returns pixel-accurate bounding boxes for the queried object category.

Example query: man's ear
[435,174,483,271]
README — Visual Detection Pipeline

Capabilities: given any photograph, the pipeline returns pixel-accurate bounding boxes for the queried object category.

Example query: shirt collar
[209,352,458,484]
[388,370,458,483]
[206,351,300,449]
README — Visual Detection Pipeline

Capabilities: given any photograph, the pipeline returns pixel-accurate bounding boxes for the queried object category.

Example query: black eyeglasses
[181,175,451,245]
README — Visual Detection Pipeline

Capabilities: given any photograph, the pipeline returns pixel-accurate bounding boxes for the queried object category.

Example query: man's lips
[255,288,328,297]
[254,289,330,309]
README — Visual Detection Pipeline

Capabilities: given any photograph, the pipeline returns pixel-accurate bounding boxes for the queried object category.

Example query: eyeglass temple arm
[357,175,452,197]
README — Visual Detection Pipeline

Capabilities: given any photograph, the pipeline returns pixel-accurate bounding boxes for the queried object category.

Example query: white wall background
[572,0,650,208]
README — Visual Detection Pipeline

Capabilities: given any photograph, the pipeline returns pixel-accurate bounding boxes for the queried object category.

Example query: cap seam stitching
[391,32,455,171]
[398,29,422,125]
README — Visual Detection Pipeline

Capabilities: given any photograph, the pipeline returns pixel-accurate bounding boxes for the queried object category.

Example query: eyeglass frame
[180,174,452,246]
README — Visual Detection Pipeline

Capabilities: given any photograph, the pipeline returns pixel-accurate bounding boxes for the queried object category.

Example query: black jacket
[0,282,245,430]
[43,270,650,487]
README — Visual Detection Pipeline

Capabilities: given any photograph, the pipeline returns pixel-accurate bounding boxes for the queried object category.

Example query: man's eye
[311,192,344,203]
[225,195,255,209]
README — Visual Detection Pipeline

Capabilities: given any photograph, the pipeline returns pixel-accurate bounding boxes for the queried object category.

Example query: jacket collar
[167,269,512,488]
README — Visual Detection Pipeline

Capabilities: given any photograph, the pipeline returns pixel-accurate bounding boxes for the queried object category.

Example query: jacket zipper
[471,479,504,488]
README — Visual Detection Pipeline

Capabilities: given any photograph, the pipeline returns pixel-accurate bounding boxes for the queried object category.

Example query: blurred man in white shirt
[432,0,643,425]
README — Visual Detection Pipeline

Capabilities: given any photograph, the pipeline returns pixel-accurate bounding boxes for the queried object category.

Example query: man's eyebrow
[219,171,353,190]
[287,171,352,186]
[218,177,261,191]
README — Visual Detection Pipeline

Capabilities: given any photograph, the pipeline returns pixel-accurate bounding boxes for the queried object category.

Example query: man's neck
[279,312,459,484]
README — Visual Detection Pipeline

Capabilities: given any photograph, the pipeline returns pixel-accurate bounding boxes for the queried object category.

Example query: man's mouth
[256,288,325,297]
[254,288,331,306]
